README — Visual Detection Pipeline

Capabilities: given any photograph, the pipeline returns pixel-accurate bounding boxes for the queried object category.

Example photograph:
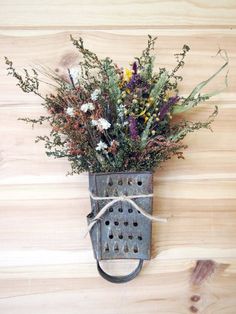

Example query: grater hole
[105,220,110,226]
[133,222,138,227]
[118,179,123,185]
[109,207,113,213]
[108,177,113,186]
[124,243,129,253]
[137,180,142,186]
[128,235,133,240]
[138,210,141,214]
[118,207,123,213]
[133,245,139,253]
[118,234,123,239]
[114,221,119,226]
[124,221,129,226]
[128,178,133,185]
[138,236,143,241]
[109,234,114,239]
[114,243,119,252]
[104,243,109,252]
[128,208,133,213]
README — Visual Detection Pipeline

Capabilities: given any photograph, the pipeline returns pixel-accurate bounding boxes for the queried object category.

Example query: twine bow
[86,191,168,236]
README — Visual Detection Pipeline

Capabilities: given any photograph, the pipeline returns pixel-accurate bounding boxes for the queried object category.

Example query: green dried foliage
[5,35,228,175]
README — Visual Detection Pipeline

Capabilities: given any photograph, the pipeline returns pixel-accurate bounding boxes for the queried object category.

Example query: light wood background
[0,1,236,313]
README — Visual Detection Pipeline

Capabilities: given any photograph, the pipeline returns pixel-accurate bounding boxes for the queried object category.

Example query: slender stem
[67,69,76,89]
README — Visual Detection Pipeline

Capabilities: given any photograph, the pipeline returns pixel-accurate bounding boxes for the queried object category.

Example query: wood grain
[1,30,235,105]
[0,0,236,28]
[0,1,236,313]
[0,261,235,314]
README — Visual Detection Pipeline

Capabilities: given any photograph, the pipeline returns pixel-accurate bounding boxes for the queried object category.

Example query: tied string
[86,191,168,237]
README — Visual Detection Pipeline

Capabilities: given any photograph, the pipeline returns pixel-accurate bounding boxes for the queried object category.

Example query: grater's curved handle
[97,259,143,284]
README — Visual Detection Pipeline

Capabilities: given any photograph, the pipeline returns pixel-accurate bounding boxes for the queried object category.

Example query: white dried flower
[69,67,80,83]
[91,119,98,127]
[99,118,111,130]
[117,104,125,118]
[96,140,108,151]
[80,102,95,113]
[117,104,125,111]
[91,118,111,130]
[66,107,74,117]
[91,88,101,101]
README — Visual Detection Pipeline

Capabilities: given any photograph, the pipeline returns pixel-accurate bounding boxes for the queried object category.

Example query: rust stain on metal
[191,260,217,286]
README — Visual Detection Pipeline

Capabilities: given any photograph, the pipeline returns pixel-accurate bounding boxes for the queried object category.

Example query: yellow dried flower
[138,108,147,117]
[123,68,132,82]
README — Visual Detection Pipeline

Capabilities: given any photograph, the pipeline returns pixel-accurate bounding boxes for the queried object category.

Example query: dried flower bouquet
[5,35,228,175]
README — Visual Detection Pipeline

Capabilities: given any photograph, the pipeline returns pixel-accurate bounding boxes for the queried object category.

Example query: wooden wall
[0,1,236,313]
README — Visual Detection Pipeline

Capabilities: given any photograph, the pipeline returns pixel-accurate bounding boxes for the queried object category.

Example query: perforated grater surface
[87,171,153,283]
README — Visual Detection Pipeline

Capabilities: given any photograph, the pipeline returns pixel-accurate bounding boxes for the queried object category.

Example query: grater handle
[97,259,143,284]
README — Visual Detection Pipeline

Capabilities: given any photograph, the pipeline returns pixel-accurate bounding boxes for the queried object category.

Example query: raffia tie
[86,191,168,236]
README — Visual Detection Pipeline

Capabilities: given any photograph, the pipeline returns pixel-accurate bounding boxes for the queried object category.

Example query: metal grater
[87,171,153,283]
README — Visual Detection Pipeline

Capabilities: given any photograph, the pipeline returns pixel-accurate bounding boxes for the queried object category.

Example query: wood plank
[0,30,234,106]
[0,260,236,314]
[0,4,236,312]
[0,0,236,28]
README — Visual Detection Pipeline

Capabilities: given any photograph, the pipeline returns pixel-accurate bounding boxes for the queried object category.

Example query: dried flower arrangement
[5,35,228,175]
[5,35,228,283]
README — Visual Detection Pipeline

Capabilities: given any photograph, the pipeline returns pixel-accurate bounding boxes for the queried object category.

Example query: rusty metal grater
[87,171,153,283]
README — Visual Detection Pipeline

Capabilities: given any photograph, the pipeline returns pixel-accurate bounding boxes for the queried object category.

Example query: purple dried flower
[159,96,180,120]
[132,62,138,74]
[128,116,138,140]
[126,73,144,91]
